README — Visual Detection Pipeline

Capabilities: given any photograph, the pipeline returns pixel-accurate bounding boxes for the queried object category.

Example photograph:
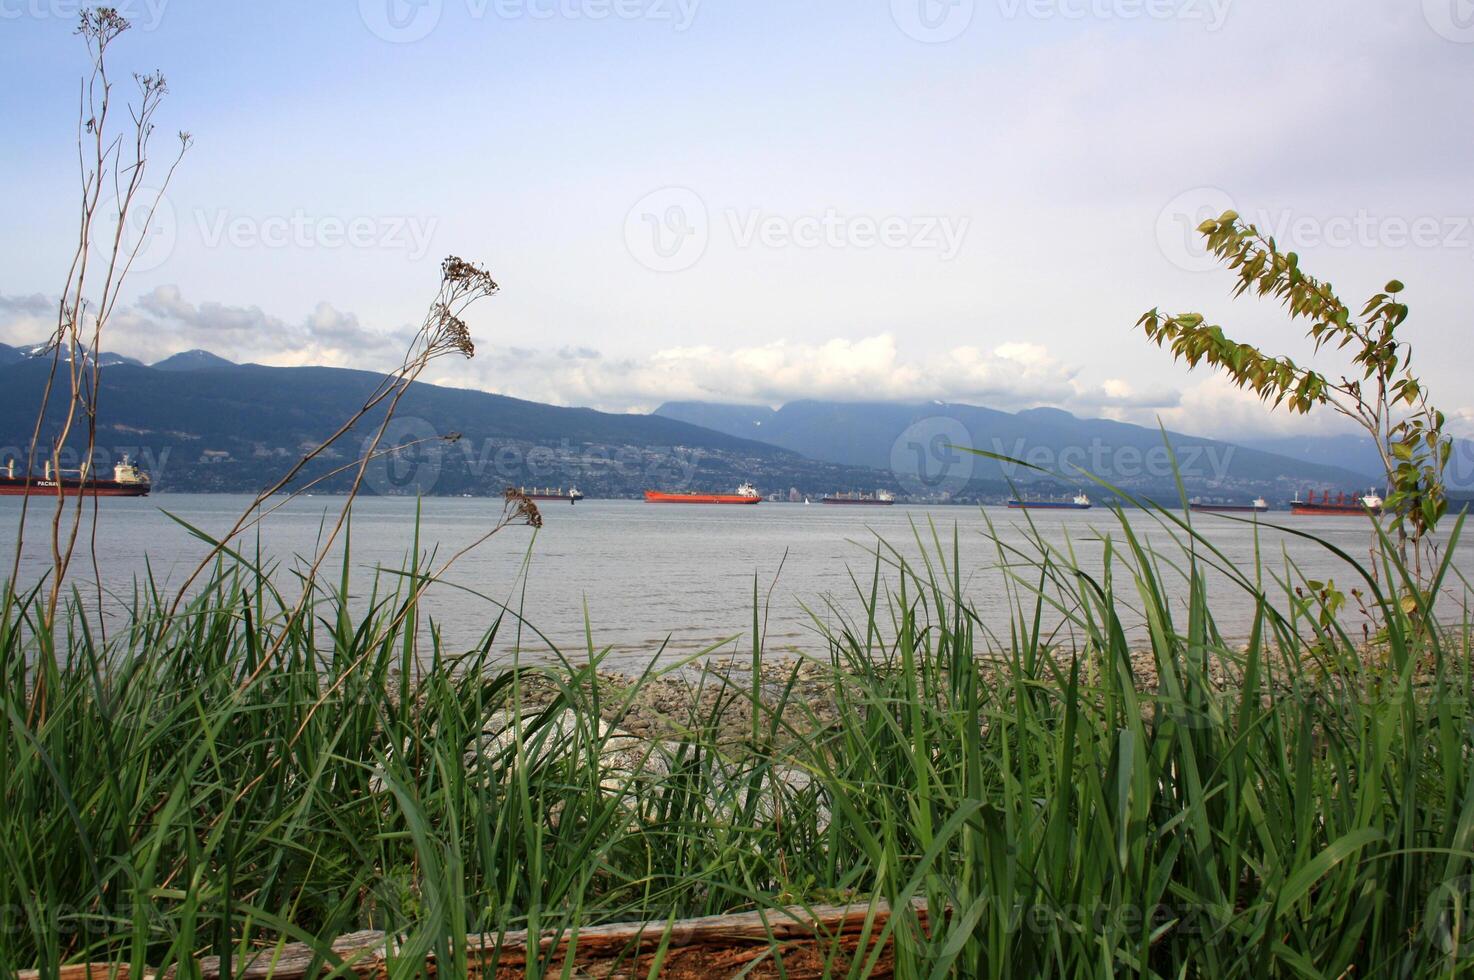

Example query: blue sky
[2,0,1471,438]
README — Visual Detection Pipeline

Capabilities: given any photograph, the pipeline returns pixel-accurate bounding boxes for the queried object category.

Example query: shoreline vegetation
[6,502,1474,976]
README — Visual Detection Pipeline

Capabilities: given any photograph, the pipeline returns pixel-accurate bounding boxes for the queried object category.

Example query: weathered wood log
[17,899,929,979]
[17,969,150,980]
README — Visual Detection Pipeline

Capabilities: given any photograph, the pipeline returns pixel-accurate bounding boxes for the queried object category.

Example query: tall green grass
[3,503,1473,977]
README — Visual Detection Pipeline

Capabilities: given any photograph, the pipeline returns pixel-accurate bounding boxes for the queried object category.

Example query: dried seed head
[425,303,475,359]
[503,488,543,529]
[442,256,499,295]
[135,70,168,97]
[78,7,130,43]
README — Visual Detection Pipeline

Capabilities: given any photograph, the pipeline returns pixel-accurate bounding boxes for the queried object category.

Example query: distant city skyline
[2,0,1471,440]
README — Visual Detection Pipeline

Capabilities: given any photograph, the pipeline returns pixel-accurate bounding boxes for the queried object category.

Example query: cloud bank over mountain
[2,289,1466,443]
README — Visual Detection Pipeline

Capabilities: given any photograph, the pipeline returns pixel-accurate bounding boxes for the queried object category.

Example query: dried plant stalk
[6,7,189,724]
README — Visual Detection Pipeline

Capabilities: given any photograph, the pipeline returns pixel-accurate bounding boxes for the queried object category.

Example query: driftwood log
[17,899,929,979]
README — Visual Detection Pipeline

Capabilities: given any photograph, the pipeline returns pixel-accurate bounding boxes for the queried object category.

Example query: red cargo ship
[1290,489,1382,516]
[0,455,151,497]
[644,481,761,504]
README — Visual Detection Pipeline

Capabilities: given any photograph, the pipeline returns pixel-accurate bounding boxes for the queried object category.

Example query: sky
[1,0,1471,440]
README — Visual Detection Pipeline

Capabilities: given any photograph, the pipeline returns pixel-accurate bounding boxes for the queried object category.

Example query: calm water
[5,495,1470,669]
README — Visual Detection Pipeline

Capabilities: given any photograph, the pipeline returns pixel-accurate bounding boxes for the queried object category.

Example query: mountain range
[0,340,142,368]
[0,350,892,497]
[3,342,1460,500]
[653,400,1388,499]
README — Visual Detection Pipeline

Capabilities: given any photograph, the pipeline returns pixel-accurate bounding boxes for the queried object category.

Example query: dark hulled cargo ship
[0,455,151,497]
[1189,497,1270,514]
[821,490,895,506]
[1007,492,1091,510]
[517,486,584,503]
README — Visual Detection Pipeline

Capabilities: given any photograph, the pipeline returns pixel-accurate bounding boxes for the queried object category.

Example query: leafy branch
[1139,210,1450,580]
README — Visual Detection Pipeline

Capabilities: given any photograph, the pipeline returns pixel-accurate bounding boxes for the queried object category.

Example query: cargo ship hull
[1190,504,1269,514]
[0,476,150,498]
[1290,503,1380,516]
[518,488,583,503]
[645,490,760,504]
[821,497,895,506]
[1007,500,1090,510]
[1291,490,1383,517]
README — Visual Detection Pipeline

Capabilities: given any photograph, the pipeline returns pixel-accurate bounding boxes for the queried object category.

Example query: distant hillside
[152,349,237,371]
[1242,433,1474,492]
[655,399,1378,501]
[0,358,895,497]
[5,345,1450,502]
[0,341,141,368]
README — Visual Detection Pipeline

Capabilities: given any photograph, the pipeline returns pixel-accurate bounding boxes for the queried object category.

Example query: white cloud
[1,287,409,368]
[442,331,1188,417]
[1139,374,1367,440]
